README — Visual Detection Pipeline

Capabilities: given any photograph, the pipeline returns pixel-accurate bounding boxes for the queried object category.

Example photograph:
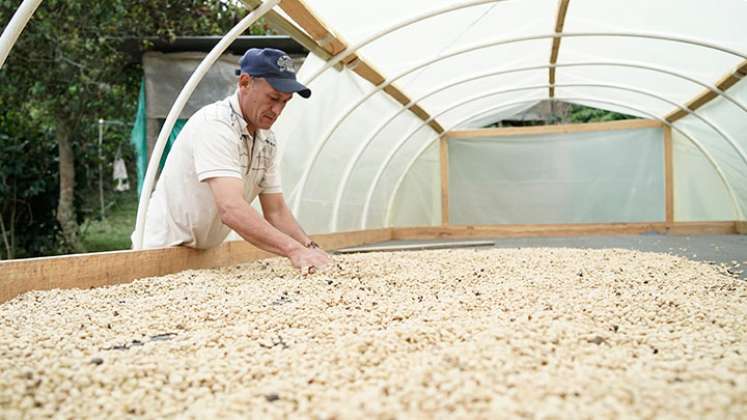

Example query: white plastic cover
[271,0,747,229]
[143,52,241,119]
[445,128,665,224]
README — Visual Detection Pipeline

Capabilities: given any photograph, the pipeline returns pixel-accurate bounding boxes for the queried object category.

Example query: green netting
[161,119,186,170]
[129,79,187,195]
[130,81,147,195]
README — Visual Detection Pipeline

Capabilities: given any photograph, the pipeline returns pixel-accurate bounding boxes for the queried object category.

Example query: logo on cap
[277,55,295,74]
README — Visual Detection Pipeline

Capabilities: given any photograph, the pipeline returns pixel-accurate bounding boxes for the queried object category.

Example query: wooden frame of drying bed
[0,221,739,304]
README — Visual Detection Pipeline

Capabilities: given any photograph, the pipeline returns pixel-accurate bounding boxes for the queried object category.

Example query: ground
[81,190,138,252]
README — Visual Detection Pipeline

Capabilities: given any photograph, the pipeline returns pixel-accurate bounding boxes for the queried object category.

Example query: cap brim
[265,77,311,98]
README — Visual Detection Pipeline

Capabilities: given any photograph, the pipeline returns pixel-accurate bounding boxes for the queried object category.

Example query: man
[135,48,330,273]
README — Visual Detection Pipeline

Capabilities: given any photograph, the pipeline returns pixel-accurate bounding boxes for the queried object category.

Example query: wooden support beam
[241,0,343,70]
[277,0,347,55]
[391,222,737,241]
[664,126,674,224]
[737,221,747,235]
[549,0,571,98]
[354,60,386,85]
[666,60,747,123]
[0,229,392,304]
[439,136,450,225]
[446,119,662,139]
[253,0,445,135]
[382,85,446,133]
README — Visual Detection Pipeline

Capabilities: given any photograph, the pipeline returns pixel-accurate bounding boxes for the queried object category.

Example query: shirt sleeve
[193,119,244,182]
[260,145,283,194]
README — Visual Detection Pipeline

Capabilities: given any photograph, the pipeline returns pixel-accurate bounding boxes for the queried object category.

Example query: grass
[80,189,138,252]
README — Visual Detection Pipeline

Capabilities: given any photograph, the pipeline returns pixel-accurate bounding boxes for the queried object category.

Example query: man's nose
[271,102,284,115]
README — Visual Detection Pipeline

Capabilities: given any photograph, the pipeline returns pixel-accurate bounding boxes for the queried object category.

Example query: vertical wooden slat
[439,136,450,225]
[549,0,571,98]
[664,126,674,224]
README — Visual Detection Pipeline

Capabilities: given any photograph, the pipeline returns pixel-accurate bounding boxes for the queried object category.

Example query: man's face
[238,75,293,131]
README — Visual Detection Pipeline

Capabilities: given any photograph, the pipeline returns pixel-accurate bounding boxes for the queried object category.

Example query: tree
[0,0,260,256]
[568,104,635,123]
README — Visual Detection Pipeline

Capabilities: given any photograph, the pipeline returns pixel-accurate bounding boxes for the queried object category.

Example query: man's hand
[288,246,331,275]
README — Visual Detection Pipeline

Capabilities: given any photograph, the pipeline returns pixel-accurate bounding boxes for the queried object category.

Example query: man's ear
[239,74,252,88]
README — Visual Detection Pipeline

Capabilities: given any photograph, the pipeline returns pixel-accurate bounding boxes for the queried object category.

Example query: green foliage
[0,105,62,258]
[0,0,260,258]
[568,104,636,123]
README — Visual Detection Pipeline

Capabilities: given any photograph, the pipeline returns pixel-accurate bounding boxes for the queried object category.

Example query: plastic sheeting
[128,80,187,194]
[673,78,747,220]
[445,127,665,225]
[389,141,440,227]
[130,81,148,195]
[672,129,736,221]
[268,0,747,228]
[143,52,241,120]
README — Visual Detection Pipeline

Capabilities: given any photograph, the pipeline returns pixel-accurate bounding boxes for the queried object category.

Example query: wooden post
[439,136,449,225]
[549,0,571,98]
[664,126,674,224]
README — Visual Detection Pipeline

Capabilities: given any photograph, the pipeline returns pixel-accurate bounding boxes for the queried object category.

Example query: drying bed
[1,248,745,418]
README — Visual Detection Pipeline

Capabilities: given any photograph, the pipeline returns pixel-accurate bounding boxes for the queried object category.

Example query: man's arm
[206,177,329,271]
[259,192,313,246]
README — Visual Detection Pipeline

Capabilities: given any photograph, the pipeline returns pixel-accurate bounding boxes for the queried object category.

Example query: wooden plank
[439,136,450,225]
[337,240,495,254]
[664,126,674,224]
[3,221,739,304]
[549,0,571,98]
[666,59,747,123]
[242,0,343,70]
[391,222,737,240]
[447,119,662,139]
[277,0,347,55]
[353,60,386,86]
[381,85,444,133]
[0,229,392,304]
[264,0,445,135]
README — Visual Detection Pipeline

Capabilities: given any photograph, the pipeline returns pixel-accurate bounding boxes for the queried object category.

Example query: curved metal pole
[304,0,509,83]
[291,31,747,215]
[0,0,44,68]
[307,1,747,85]
[330,60,747,230]
[132,0,279,249]
[359,81,746,230]
[381,97,742,227]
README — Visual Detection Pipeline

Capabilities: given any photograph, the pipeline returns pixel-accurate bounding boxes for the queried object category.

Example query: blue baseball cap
[236,48,311,98]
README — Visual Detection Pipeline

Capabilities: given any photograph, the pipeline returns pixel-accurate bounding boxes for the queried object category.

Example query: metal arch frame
[131,0,280,249]
[305,0,747,85]
[290,31,747,216]
[0,0,43,68]
[1,1,744,236]
[304,0,511,84]
[359,81,747,230]
[329,61,747,230]
[380,97,742,228]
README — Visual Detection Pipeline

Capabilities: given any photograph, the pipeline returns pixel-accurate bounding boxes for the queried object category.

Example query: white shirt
[136,91,282,249]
